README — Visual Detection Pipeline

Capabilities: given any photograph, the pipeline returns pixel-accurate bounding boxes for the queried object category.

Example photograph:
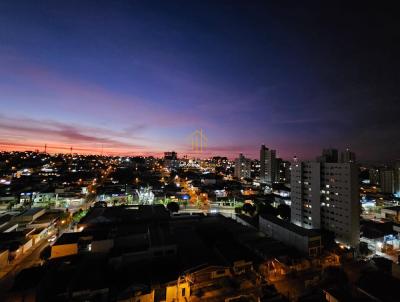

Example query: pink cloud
[0,115,150,154]
[0,57,204,127]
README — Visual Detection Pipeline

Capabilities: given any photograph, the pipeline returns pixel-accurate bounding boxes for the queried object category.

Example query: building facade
[259,214,321,256]
[380,169,395,194]
[260,145,277,184]
[317,148,339,163]
[234,153,251,179]
[164,151,179,171]
[369,168,380,185]
[277,159,291,184]
[291,161,359,247]
[340,148,356,163]
[394,161,400,196]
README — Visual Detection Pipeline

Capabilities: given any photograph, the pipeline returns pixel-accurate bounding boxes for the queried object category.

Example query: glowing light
[136,186,155,205]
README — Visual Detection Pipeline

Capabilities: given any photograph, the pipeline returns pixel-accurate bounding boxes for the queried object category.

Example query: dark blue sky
[0,1,399,160]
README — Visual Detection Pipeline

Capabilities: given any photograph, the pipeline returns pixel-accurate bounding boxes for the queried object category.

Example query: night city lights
[1,1,400,302]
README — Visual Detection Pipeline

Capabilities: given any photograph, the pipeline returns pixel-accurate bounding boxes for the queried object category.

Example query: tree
[257,202,277,216]
[166,201,180,213]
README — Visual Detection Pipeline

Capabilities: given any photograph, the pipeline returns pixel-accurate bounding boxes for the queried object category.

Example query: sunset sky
[1,1,399,160]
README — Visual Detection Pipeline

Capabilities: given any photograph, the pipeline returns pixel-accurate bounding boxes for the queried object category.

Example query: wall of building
[30,228,47,245]
[91,239,114,253]
[260,145,277,184]
[290,161,359,247]
[165,282,190,302]
[380,169,395,193]
[259,216,320,255]
[22,238,33,253]
[0,249,9,268]
[234,154,251,179]
[291,162,321,228]
[51,243,78,258]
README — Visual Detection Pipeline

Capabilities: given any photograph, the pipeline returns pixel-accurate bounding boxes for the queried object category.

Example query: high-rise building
[369,168,380,185]
[317,148,339,163]
[291,161,359,247]
[277,159,291,184]
[260,145,277,184]
[164,151,179,170]
[340,148,356,163]
[394,161,400,196]
[164,151,177,160]
[234,153,251,179]
[380,169,395,193]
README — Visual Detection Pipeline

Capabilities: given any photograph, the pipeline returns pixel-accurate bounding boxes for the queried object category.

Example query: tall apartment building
[369,168,380,185]
[164,151,179,170]
[317,148,339,163]
[234,153,251,179]
[340,148,356,163]
[395,160,400,195]
[380,169,395,193]
[260,145,277,184]
[291,161,359,247]
[276,158,291,184]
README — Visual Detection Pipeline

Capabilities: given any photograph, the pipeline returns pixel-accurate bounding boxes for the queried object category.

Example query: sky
[0,1,399,160]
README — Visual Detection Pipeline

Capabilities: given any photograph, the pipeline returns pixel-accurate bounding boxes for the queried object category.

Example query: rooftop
[54,230,110,245]
[78,204,170,227]
[260,214,320,237]
[20,207,45,216]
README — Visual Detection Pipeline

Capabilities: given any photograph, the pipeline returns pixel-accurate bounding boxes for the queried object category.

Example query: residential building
[395,160,400,195]
[317,148,339,163]
[369,168,380,185]
[164,151,179,171]
[234,153,251,179]
[291,161,359,247]
[260,145,277,184]
[340,148,356,163]
[259,214,321,256]
[277,159,291,184]
[164,151,177,161]
[380,169,395,193]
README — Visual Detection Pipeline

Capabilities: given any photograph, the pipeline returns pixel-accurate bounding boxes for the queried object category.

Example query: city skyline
[2,2,400,301]
[1,1,400,160]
